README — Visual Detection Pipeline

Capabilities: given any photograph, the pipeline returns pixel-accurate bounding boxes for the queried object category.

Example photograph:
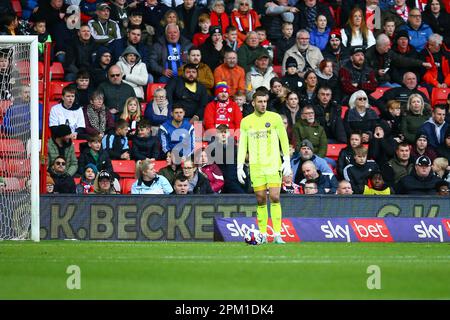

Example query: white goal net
[0,36,39,241]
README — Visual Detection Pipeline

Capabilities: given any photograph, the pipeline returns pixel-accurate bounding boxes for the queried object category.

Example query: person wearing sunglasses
[48,124,79,177]
[344,90,379,144]
[47,156,77,194]
[230,0,261,44]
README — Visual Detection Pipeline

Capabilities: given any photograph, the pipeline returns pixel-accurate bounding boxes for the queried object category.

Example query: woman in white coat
[116,45,149,100]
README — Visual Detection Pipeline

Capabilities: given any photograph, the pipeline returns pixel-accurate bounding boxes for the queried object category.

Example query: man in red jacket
[203,82,243,132]
[421,33,450,89]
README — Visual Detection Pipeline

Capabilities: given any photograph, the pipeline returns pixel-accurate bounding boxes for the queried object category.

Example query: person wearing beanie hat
[281,56,303,93]
[76,164,98,194]
[47,124,78,177]
[411,132,438,164]
[204,81,243,131]
[323,28,349,72]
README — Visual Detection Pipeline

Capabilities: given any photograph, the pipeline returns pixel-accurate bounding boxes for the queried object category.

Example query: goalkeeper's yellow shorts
[251,172,282,192]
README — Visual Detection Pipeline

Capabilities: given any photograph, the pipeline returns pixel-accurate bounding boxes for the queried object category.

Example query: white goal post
[0,36,40,241]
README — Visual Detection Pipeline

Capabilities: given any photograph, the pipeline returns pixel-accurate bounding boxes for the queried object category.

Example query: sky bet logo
[225,218,300,242]
[320,221,351,242]
[414,220,444,242]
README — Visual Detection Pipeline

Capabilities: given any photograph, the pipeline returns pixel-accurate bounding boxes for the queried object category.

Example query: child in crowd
[383,100,403,143]
[94,170,120,194]
[256,27,273,61]
[363,170,393,195]
[32,18,52,61]
[337,131,363,179]
[275,22,295,65]
[120,97,142,137]
[281,57,303,94]
[102,119,130,160]
[343,146,379,194]
[76,164,98,194]
[131,119,160,161]
[233,92,252,117]
[77,134,114,176]
[192,13,211,47]
[224,25,240,51]
[281,173,301,194]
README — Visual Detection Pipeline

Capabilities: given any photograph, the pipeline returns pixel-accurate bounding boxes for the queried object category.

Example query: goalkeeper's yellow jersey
[237,111,290,175]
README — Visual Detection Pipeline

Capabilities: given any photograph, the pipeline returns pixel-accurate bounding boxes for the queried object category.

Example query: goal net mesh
[0,43,32,240]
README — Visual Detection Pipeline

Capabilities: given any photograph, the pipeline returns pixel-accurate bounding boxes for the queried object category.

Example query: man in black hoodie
[91,46,113,89]
[395,155,443,195]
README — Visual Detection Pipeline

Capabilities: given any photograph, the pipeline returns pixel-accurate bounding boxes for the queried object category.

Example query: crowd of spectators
[1,0,450,196]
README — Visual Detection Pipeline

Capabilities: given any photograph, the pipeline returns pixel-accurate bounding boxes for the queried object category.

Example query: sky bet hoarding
[214,218,450,243]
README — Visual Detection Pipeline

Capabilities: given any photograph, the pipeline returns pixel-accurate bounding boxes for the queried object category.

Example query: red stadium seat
[72,140,84,158]
[417,86,430,100]
[50,62,65,80]
[340,106,348,119]
[38,61,44,79]
[370,87,391,100]
[153,160,167,172]
[0,100,12,115]
[74,177,81,185]
[0,139,26,157]
[1,177,25,192]
[326,144,346,161]
[120,178,135,194]
[431,88,449,107]
[370,105,381,116]
[0,158,30,177]
[38,80,44,99]
[140,102,147,114]
[11,0,22,17]
[146,83,166,102]
[49,81,72,100]
[272,65,282,78]
[111,160,136,178]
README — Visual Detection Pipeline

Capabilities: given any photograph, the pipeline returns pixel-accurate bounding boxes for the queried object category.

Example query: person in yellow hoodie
[363,170,393,195]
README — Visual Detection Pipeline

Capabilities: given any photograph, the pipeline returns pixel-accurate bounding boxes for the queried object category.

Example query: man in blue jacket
[419,105,448,149]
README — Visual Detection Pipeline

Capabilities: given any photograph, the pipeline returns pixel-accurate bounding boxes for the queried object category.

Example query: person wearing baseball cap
[89,1,121,45]
[246,50,277,101]
[203,81,242,131]
[395,155,443,194]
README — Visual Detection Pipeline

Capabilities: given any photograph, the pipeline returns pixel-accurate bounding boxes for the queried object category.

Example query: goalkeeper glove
[281,156,292,177]
[237,164,246,185]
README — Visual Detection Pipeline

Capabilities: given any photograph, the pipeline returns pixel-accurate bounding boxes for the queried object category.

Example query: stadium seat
[15,60,30,77]
[273,65,282,78]
[49,100,59,107]
[146,83,166,102]
[340,106,348,119]
[74,177,81,185]
[0,139,26,157]
[153,160,167,172]
[370,87,391,100]
[0,158,30,177]
[111,160,136,178]
[49,81,71,100]
[431,88,449,106]
[72,140,84,158]
[50,62,65,80]
[1,177,25,192]
[38,80,44,99]
[120,178,135,194]
[140,102,147,114]
[0,100,12,115]
[326,144,347,161]
[11,0,22,17]
[417,86,430,100]
[370,105,381,116]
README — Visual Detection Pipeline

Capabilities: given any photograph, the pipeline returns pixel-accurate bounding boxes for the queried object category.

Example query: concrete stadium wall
[40,194,450,241]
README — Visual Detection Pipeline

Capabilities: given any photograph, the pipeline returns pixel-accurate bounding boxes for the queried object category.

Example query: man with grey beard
[281,29,323,78]
[291,139,333,182]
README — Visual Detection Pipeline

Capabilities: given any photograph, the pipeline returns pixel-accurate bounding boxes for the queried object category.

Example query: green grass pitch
[0,241,449,300]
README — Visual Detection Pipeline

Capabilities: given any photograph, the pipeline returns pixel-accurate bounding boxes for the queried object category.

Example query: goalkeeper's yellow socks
[271,202,282,234]
[256,204,268,235]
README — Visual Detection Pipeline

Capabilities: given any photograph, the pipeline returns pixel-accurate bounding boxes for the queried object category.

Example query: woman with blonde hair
[344,90,379,142]
[340,7,375,48]
[159,9,184,37]
[131,159,173,194]
[432,157,450,183]
[400,93,430,144]
[120,97,142,137]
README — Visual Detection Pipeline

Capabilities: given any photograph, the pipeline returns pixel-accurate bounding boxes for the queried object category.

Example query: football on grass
[244,229,262,245]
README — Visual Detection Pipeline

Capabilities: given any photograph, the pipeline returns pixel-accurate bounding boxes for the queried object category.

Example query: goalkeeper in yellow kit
[237,90,292,244]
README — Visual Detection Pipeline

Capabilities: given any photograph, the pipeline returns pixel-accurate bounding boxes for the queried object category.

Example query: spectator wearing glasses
[94,170,120,194]
[293,105,328,158]
[344,90,379,144]
[48,124,78,177]
[281,29,323,78]
[48,156,77,194]
[230,0,261,44]
[144,88,172,136]
[435,180,450,196]
[181,156,214,194]
[97,65,136,117]
[398,7,433,52]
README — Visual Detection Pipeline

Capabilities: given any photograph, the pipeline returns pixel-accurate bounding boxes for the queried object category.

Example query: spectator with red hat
[204,82,243,131]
